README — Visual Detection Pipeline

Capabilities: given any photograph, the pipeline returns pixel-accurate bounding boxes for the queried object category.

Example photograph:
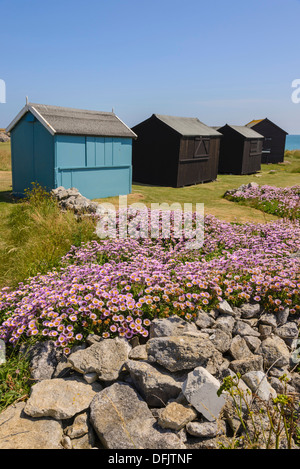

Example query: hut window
[250,140,259,155]
[194,137,210,158]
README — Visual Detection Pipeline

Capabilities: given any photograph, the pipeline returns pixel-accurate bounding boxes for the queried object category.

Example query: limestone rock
[89,382,185,449]
[65,411,91,439]
[68,337,131,382]
[146,335,216,372]
[157,402,197,430]
[149,316,197,338]
[276,322,299,341]
[217,300,234,316]
[258,336,291,368]
[233,320,260,337]
[209,329,232,354]
[124,359,184,406]
[229,335,253,360]
[24,376,101,420]
[214,315,235,335]
[182,367,226,422]
[242,371,277,401]
[195,311,216,329]
[259,313,277,328]
[240,303,261,319]
[276,308,290,326]
[186,420,223,438]
[0,402,63,449]
[229,355,263,375]
[20,340,60,382]
[128,344,148,360]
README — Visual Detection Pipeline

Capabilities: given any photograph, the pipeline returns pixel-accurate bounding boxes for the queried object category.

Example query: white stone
[182,367,226,422]
[242,371,277,401]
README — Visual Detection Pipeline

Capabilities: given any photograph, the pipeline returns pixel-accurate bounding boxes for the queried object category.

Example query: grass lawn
[94,154,300,223]
[1,142,299,225]
[0,142,12,172]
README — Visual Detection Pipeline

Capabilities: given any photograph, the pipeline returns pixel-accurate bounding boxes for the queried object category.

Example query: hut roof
[219,124,264,139]
[245,118,288,135]
[6,102,137,138]
[153,114,222,137]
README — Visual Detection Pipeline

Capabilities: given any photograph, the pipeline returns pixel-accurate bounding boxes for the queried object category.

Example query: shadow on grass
[0,190,19,205]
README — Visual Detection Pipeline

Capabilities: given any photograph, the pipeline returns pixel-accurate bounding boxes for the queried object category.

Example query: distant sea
[285,135,300,150]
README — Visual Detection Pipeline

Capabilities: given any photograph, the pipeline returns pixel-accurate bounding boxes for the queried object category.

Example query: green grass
[0,184,97,289]
[0,142,11,171]
[95,153,300,223]
[0,348,32,412]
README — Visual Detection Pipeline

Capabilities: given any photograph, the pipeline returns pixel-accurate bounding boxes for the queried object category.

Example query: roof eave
[6,104,56,136]
[6,105,29,133]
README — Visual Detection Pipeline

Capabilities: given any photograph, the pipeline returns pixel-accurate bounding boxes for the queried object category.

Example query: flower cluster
[0,212,299,355]
[226,185,300,220]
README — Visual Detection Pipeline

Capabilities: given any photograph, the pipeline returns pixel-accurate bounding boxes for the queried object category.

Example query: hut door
[194,137,210,158]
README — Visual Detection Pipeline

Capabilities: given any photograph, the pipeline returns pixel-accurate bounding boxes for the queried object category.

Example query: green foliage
[0,183,97,288]
[0,347,32,412]
[217,374,300,449]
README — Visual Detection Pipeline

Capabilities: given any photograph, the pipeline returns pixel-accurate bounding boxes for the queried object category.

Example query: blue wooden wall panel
[58,166,131,199]
[10,112,54,195]
[56,135,86,168]
[95,137,105,166]
[55,135,133,198]
[10,116,34,195]
[113,138,132,166]
[104,138,113,166]
[86,137,96,167]
[60,170,72,189]
[33,120,55,190]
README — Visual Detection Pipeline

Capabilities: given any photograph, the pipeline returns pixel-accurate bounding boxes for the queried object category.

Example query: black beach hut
[216,124,264,175]
[245,118,288,164]
[131,114,222,187]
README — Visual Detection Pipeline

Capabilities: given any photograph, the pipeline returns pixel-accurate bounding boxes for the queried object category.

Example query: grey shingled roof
[154,114,222,137]
[220,124,264,139]
[6,102,137,138]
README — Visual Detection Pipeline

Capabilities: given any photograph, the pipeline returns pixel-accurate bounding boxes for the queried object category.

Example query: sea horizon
[285,134,300,150]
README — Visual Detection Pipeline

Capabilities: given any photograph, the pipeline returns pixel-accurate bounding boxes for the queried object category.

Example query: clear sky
[1,0,300,133]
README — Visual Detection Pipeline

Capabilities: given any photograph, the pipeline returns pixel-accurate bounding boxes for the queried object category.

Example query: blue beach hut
[6,101,137,199]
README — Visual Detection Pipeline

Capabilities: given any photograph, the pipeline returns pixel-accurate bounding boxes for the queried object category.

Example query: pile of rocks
[51,186,99,215]
[224,181,260,198]
[0,131,10,143]
[1,301,300,450]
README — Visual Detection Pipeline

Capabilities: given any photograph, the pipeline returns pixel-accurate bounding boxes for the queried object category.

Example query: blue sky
[1,0,300,133]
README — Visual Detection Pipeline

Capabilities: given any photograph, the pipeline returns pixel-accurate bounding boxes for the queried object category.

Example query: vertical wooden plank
[86,137,96,167]
[95,137,105,166]
[104,137,113,166]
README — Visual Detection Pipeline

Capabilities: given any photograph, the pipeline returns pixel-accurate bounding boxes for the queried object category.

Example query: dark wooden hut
[216,124,264,175]
[131,114,222,187]
[245,118,288,164]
